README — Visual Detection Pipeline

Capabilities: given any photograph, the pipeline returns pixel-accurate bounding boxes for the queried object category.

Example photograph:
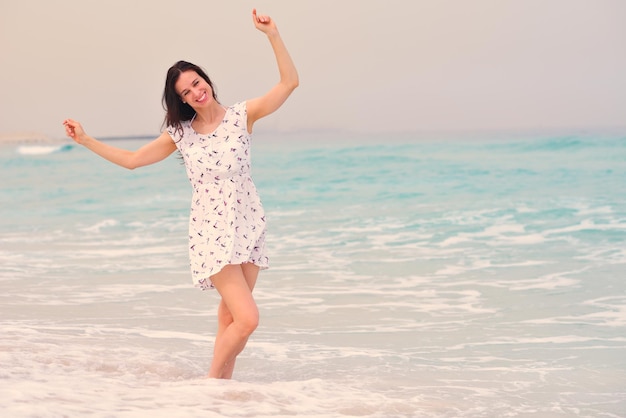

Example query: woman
[63,9,298,379]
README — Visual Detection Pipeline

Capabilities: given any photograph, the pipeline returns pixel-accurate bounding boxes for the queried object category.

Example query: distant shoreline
[0,132,60,144]
[1,126,624,145]
[0,132,156,144]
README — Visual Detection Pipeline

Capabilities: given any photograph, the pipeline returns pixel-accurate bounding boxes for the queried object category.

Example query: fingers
[62,118,82,140]
[252,8,271,25]
[63,118,78,128]
[64,127,75,139]
[63,119,75,134]
[63,123,75,138]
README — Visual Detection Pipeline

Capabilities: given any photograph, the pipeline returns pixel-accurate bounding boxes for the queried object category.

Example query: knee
[237,309,259,337]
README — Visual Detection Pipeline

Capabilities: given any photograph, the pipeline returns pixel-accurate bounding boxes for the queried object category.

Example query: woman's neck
[195,102,224,125]
[191,102,226,134]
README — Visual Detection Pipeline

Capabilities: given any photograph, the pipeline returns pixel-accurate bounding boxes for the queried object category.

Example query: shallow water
[1,132,625,417]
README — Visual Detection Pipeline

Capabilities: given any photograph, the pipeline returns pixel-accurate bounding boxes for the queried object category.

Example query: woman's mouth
[196,92,208,103]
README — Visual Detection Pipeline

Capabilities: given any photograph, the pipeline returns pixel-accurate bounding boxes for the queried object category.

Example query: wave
[498,135,626,154]
[16,143,74,155]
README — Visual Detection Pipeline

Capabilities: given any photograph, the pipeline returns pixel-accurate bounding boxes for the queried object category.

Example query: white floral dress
[167,101,269,290]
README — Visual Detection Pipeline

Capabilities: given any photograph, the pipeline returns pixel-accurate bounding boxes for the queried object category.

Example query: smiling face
[175,70,215,109]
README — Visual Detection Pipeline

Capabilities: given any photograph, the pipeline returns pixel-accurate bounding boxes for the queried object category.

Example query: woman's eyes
[181,80,199,97]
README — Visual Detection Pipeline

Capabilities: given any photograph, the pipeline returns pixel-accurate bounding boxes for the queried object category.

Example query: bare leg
[214,299,234,376]
[216,263,260,379]
[208,263,260,379]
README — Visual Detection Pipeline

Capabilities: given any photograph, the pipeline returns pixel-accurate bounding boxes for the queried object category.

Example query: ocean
[1,131,625,417]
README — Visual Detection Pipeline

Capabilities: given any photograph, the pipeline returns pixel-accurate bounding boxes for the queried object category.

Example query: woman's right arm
[63,118,177,170]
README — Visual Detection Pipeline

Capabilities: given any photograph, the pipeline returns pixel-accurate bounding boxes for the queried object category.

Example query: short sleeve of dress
[234,101,248,126]
[166,125,181,144]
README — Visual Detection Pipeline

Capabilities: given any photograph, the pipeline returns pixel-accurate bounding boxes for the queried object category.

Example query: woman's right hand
[63,118,87,144]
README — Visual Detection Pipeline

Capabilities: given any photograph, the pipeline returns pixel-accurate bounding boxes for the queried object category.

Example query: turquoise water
[1,132,625,417]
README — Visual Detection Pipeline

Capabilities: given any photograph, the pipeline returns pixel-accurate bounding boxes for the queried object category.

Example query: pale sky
[1,0,625,139]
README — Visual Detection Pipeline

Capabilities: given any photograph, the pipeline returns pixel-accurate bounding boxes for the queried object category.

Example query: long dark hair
[162,60,219,137]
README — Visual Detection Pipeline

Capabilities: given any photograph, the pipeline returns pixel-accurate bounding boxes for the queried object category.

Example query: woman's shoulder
[166,119,193,140]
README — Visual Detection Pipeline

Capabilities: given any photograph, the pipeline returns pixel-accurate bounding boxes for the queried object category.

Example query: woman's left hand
[252,9,277,34]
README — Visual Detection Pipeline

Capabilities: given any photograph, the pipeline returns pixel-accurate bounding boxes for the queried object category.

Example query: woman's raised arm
[246,9,299,132]
[63,118,177,170]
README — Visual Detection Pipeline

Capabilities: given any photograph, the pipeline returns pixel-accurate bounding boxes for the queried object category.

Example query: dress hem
[194,262,269,291]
